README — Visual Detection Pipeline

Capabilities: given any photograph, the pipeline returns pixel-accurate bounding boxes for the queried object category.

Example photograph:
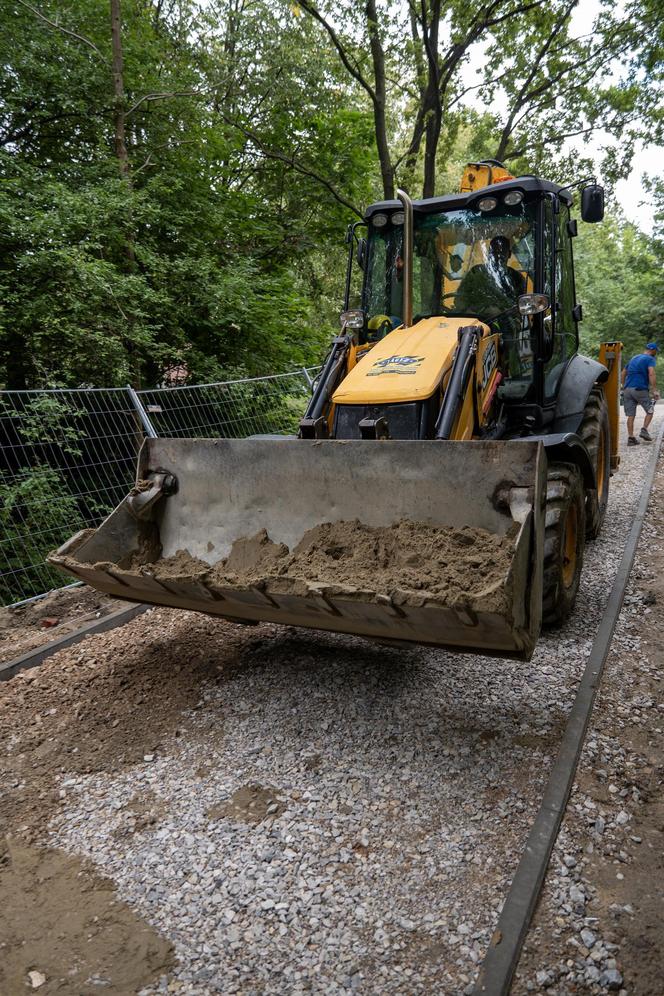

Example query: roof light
[391,211,405,225]
[372,213,388,228]
[504,190,524,206]
[478,196,498,212]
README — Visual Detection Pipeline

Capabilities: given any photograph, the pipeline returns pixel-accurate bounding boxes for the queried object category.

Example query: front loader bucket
[49,438,545,660]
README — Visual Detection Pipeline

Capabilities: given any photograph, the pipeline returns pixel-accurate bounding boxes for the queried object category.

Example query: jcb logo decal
[481,341,498,388]
[368,355,425,376]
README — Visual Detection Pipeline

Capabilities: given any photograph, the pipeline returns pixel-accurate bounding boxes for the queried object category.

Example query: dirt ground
[516,451,664,994]
[0,839,173,994]
[0,606,257,841]
[0,586,119,665]
[1,437,662,994]
[0,605,256,994]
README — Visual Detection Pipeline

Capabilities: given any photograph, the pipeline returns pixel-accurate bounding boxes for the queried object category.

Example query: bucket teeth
[48,436,546,660]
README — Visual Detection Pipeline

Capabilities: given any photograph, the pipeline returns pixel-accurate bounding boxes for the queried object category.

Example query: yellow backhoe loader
[50,162,622,661]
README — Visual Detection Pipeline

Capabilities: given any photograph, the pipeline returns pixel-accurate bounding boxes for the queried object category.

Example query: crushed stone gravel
[1,412,661,995]
[514,426,664,996]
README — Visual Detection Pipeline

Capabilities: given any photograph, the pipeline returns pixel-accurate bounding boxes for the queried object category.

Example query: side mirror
[581,184,604,223]
[518,293,550,316]
[356,238,367,270]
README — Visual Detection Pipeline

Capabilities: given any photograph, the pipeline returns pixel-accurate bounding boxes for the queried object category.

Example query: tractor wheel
[579,385,610,539]
[542,462,586,628]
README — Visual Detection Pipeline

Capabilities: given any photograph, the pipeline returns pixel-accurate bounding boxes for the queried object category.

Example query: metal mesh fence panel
[0,369,315,606]
[0,390,143,606]
[136,369,314,439]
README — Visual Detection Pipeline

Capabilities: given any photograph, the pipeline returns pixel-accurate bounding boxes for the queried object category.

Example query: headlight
[391,211,405,225]
[518,293,550,316]
[371,213,388,228]
[340,309,365,330]
[478,196,498,212]
[504,190,524,206]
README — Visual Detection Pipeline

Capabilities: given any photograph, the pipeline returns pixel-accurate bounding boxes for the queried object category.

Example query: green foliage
[0,391,113,602]
[1,0,373,388]
[575,210,664,360]
[1,0,661,391]
[0,464,85,603]
[12,394,86,455]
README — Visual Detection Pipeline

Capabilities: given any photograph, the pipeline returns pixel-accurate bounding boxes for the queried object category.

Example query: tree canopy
[1,0,662,388]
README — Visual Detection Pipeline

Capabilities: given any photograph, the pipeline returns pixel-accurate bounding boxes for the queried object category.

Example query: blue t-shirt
[624,353,655,390]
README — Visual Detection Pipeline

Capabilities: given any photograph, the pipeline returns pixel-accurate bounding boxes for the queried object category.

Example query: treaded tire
[542,462,586,628]
[579,385,610,539]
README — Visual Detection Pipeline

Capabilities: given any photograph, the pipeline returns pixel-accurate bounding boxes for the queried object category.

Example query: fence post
[126,385,158,438]
[301,367,314,388]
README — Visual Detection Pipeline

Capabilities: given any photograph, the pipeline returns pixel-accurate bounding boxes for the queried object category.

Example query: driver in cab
[454,235,525,331]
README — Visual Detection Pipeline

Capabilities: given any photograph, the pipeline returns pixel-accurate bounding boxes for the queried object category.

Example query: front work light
[372,213,388,228]
[518,293,550,316]
[391,211,405,225]
[503,190,524,206]
[478,196,498,212]
[340,309,365,330]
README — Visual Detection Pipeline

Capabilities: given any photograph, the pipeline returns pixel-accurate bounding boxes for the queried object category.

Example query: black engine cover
[334,402,423,439]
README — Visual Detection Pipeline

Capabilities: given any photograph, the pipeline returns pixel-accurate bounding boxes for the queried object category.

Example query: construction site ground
[0,417,662,995]
[0,586,118,664]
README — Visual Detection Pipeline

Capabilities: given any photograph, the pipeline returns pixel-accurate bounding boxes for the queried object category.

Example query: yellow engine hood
[333,317,486,404]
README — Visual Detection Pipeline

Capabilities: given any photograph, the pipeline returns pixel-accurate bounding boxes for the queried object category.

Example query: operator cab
[355,170,603,429]
[301,164,604,443]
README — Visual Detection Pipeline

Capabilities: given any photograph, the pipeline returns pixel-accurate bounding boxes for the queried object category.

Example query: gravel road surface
[1,413,661,995]
[515,434,664,995]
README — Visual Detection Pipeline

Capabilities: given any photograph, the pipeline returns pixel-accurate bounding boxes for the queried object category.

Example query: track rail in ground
[473,419,664,995]
[0,602,149,681]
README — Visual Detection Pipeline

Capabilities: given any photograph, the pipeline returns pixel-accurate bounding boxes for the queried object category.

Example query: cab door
[544,198,579,402]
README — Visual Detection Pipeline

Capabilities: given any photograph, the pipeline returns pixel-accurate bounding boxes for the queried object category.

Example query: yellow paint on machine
[332,317,490,404]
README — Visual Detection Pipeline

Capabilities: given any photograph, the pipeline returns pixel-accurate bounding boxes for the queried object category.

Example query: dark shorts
[624,387,654,417]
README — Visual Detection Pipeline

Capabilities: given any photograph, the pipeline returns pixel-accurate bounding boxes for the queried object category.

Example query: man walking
[622,342,659,445]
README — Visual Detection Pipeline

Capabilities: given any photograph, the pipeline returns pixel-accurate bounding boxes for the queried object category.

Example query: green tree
[0,0,373,388]
[575,210,664,360]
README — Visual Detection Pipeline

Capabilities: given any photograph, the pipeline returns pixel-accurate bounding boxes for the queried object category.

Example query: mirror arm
[558,175,596,194]
[344,221,367,309]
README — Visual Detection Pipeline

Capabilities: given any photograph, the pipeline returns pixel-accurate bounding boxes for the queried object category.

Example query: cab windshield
[365,200,536,329]
[363,199,538,394]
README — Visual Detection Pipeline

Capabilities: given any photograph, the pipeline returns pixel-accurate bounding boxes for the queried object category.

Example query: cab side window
[545,201,577,400]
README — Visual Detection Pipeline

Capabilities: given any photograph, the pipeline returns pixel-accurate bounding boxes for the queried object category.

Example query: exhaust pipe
[397,188,413,328]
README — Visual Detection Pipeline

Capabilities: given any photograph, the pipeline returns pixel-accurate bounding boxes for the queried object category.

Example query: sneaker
[640,427,653,441]
[628,436,639,446]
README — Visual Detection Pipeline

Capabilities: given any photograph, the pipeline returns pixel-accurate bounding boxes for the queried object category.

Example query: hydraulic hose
[299,336,350,432]
[435,326,481,440]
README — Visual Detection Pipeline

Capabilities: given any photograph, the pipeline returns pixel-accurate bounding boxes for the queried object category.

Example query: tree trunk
[422,103,442,198]
[366,0,394,200]
[403,1,442,198]
[110,0,130,178]
[5,329,31,389]
[421,0,441,199]
[109,0,138,384]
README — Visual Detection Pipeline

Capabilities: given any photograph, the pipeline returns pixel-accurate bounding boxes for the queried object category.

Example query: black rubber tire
[542,462,586,628]
[579,385,610,539]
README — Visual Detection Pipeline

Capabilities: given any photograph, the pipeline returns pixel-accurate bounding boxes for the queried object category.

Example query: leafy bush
[0,464,86,604]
